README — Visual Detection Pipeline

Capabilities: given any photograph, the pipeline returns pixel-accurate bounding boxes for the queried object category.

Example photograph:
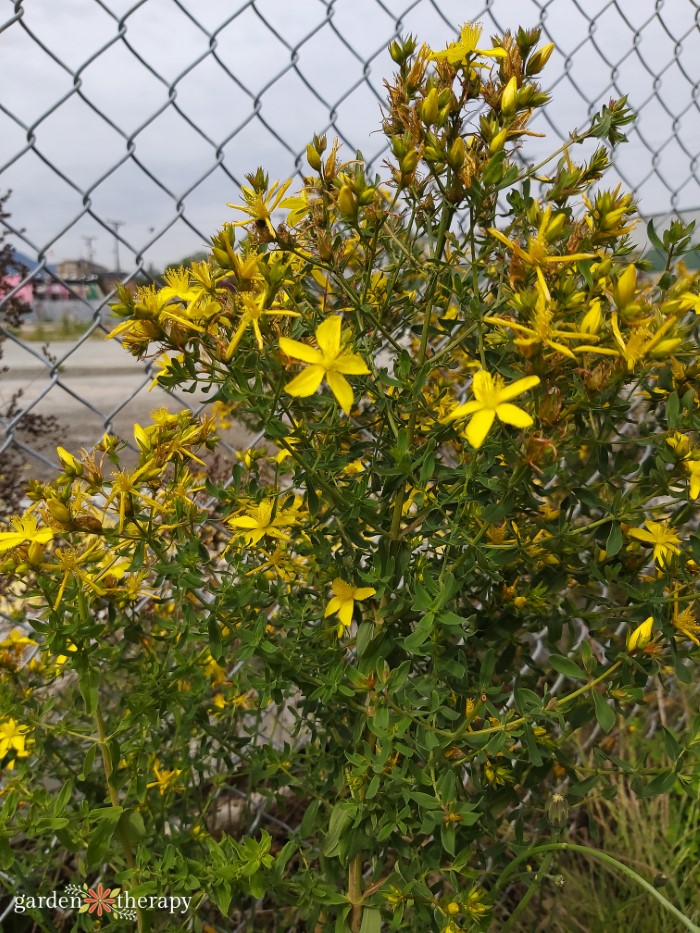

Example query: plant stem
[493,843,699,932]
[94,703,147,933]
[500,851,553,932]
[348,853,363,932]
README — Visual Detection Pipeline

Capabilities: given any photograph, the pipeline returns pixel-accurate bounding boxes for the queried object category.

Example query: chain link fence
[1,0,700,485]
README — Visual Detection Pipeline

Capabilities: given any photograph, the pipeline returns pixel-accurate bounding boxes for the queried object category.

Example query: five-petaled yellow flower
[431,23,506,66]
[227,498,299,546]
[444,370,540,448]
[626,616,654,652]
[280,316,370,415]
[225,292,299,359]
[628,520,681,567]
[147,759,183,795]
[324,578,376,637]
[0,514,53,553]
[228,178,292,237]
[0,719,32,759]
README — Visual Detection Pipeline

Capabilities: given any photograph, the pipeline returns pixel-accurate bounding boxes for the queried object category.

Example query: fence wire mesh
[1,0,700,488]
[1,3,698,919]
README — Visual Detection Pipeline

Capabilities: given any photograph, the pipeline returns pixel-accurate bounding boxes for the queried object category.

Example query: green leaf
[300,799,320,837]
[661,727,680,761]
[53,779,73,816]
[402,614,435,652]
[593,691,616,733]
[666,391,680,429]
[0,835,13,871]
[647,219,665,253]
[208,619,223,661]
[86,807,123,866]
[549,654,587,681]
[79,744,97,781]
[360,907,382,933]
[409,791,441,809]
[605,522,623,557]
[638,769,676,797]
[323,802,355,858]
[119,809,147,845]
[78,670,98,715]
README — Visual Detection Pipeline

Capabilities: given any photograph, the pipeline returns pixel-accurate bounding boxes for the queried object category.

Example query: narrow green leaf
[593,691,616,732]
[549,654,587,681]
[605,522,623,557]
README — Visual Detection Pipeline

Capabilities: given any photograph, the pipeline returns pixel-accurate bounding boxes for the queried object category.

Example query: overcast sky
[1,0,699,273]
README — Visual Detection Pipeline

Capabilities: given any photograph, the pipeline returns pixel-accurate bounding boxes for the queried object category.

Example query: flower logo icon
[83,883,116,916]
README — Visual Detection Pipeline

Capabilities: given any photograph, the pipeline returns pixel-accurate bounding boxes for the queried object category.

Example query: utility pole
[107,220,125,273]
[81,234,96,266]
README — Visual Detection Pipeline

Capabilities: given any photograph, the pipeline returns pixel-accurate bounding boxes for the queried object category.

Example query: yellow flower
[687,461,700,500]
[202,655,227,685]
[0,719,32,759]
[672,605,700,645]
[324,578,376,636]
[488,210,595,300]
[628,520,681,567]
[431,23,506,65]
[0,514,53,553]
[147,760,183,795]
[280,316,370,415]
[227,497,299,546]
[485,280,603,360]
[626,616,654,652]
[444,370,540,448]
[228,178,292,237]
[225,291,299,359]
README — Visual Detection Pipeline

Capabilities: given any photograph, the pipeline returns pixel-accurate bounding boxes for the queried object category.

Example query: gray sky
[1,0,699,273]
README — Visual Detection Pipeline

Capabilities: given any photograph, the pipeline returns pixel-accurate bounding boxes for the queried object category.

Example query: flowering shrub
[1,23,700,933]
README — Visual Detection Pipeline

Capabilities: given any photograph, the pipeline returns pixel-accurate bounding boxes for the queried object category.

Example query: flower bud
[446,136,466,170]
[438,88,452,108]
[400,150,420,175]
[612,264,637,308]
[391,136,408,159]
[337,185,358,219]
[56,446,82,476]
[580,300,603,335]
[626,616,654,652]
[436,104,451,127]
[501,76,518,115]
[27,541,46,566]
[526,42,555,75]
[306,144,322,171]
[46,499,72,524]
[490,129,508,153]
[421,87,439,125]
[546,792,569,828]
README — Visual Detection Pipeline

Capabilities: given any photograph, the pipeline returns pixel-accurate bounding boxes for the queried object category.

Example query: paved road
[1,337,257,479]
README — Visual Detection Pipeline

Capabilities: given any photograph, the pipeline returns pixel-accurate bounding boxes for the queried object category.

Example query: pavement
[1,336,257,478]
